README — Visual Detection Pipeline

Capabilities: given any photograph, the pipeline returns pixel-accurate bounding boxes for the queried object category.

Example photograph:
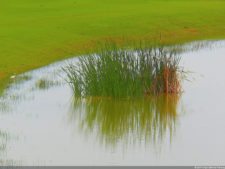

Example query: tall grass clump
[64,43,183,97]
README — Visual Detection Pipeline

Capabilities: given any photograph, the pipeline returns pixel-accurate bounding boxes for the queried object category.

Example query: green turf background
[1,0,225,90]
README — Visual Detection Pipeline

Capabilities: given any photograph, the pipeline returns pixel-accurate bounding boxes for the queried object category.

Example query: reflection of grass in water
[0,130,10,165]
[64,43,183,97]
[0,74,32,109]
[36,79,51,90]
[0,75,31,95]
[0,130,20,166]
[35,78,61,90]
[0,101,10,112]
[11,75,31,84]
[70,95,180,147]
[0,131,8,152]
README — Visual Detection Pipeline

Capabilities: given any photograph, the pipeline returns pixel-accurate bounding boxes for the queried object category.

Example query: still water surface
[0,41,225,165]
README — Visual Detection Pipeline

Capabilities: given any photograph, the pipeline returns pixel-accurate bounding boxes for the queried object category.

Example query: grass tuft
[64,43,184,97]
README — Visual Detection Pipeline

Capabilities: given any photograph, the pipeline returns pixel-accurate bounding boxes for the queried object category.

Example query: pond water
[0,41,225,166]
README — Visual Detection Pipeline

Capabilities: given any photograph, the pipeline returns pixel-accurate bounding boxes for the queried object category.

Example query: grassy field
[1,0,225,90]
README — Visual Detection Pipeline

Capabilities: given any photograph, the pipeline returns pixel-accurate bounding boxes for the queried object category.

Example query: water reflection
[69,95,181,148]
[0,40,224,165]
[0,71,63,113]
[0,130,17,166]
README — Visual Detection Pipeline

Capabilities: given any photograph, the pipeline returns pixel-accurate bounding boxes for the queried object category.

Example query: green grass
[1,0,225,90]
[64,43,182,97]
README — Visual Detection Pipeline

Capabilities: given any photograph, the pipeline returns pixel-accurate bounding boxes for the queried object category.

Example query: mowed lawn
[1,0,225,89]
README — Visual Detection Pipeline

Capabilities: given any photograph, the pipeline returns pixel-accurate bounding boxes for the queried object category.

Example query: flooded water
[0,41,225,166]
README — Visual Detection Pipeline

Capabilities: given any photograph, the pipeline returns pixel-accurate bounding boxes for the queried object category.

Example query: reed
[64,43,183,97]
